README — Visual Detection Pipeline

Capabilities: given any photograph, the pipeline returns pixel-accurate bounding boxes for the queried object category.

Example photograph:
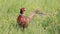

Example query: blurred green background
[0,0,60,34]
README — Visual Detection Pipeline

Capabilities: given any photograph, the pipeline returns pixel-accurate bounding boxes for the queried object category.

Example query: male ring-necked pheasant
[17,8,39,29]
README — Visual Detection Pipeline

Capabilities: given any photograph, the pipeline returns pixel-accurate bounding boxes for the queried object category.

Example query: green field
[0,0,60,34]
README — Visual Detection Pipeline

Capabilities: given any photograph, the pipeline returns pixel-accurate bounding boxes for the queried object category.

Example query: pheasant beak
[24,9,26,11]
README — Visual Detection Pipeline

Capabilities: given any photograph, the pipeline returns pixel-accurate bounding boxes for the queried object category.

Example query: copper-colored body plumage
[17,15,28,29]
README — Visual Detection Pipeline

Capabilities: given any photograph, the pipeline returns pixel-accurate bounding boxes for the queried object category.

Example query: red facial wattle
[20,8,25,14]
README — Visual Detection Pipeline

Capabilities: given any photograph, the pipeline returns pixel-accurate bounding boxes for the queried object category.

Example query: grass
[0,0,60,34]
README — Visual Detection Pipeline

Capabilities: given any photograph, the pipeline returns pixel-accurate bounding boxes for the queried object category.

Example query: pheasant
[17,8,39,29]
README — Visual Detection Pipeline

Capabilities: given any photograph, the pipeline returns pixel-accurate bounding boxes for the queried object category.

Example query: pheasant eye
[22,8,25,11]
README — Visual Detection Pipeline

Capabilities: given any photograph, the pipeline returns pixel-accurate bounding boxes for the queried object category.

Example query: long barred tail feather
[27,9,39,23]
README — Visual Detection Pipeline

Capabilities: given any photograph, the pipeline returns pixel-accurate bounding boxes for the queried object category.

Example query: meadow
[0,0,60,34]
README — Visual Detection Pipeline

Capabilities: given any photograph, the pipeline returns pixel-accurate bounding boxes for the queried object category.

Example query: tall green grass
[0,0,60,34]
